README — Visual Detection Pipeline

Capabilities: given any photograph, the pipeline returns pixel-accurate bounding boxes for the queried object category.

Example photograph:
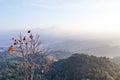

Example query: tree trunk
[23,62,27,80]
[30,62,35,80]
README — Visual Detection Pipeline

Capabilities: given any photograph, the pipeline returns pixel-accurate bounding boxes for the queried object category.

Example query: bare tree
[8,30,49,80]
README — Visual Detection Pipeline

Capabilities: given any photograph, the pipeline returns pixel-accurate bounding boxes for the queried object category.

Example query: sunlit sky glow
[0,0,120,36]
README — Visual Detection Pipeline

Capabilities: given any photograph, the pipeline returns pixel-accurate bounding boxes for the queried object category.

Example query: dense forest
[46,54,120,80]
[0,53,120,80]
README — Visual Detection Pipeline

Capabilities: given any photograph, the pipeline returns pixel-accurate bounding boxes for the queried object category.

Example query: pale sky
[0,0,120,36]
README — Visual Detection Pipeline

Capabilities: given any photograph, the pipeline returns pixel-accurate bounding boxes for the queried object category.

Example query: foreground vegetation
[46,54,120,80]
[0,54,120,80]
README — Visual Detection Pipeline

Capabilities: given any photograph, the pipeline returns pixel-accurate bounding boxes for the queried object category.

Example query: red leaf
[8,45,15,53]
[23,36,26,41]
[29,34,33,39]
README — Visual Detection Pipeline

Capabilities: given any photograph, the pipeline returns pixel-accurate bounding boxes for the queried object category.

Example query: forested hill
[1,53,120,80]
[46,54,120,80]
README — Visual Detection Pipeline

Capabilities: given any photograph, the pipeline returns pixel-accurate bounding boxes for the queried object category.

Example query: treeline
[0,60,47,80]
[45,54,120,80]
[0,54,120,80]
[0,61,23,80]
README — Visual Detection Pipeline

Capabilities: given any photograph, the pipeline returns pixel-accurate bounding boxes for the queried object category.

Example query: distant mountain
[46,54,120,80]
[0,51,16,60]
[0,47,70,61]
[2,39,120,60]
[1,28,120,57]
[50,40,120,57]
[47,50,72,59]
[111,56,120,64]
[0,48,22,61]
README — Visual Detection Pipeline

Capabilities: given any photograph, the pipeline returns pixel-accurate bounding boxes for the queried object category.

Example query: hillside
[1,53,120,80]
[0,61,23,80]
[46,54,120,80]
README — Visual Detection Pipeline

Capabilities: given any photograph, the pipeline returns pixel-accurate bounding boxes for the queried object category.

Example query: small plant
[8,30,49,80]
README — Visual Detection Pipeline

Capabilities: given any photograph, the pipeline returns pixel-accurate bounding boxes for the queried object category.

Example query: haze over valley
[1,27,120,58]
